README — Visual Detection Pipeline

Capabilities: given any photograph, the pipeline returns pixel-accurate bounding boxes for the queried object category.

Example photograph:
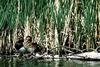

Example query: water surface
[0,56,100,67]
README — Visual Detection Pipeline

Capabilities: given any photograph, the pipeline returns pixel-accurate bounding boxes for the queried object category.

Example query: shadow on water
[0,56,100,67]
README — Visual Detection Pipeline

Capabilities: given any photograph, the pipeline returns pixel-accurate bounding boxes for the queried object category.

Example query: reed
[0,0,99,54]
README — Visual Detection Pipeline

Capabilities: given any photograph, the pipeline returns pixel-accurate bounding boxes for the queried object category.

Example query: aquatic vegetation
[0,0,100,54]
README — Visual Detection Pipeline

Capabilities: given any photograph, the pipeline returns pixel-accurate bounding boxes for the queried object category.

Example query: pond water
[0,56,100,67]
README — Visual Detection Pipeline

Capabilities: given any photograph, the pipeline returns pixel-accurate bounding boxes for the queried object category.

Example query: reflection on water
[0,56,100,67]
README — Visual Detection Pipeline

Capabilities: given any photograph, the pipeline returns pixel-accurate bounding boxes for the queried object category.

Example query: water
[0,56,100,67]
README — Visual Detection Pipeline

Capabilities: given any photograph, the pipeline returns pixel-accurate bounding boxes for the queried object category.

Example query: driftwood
[0,46,99,61]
